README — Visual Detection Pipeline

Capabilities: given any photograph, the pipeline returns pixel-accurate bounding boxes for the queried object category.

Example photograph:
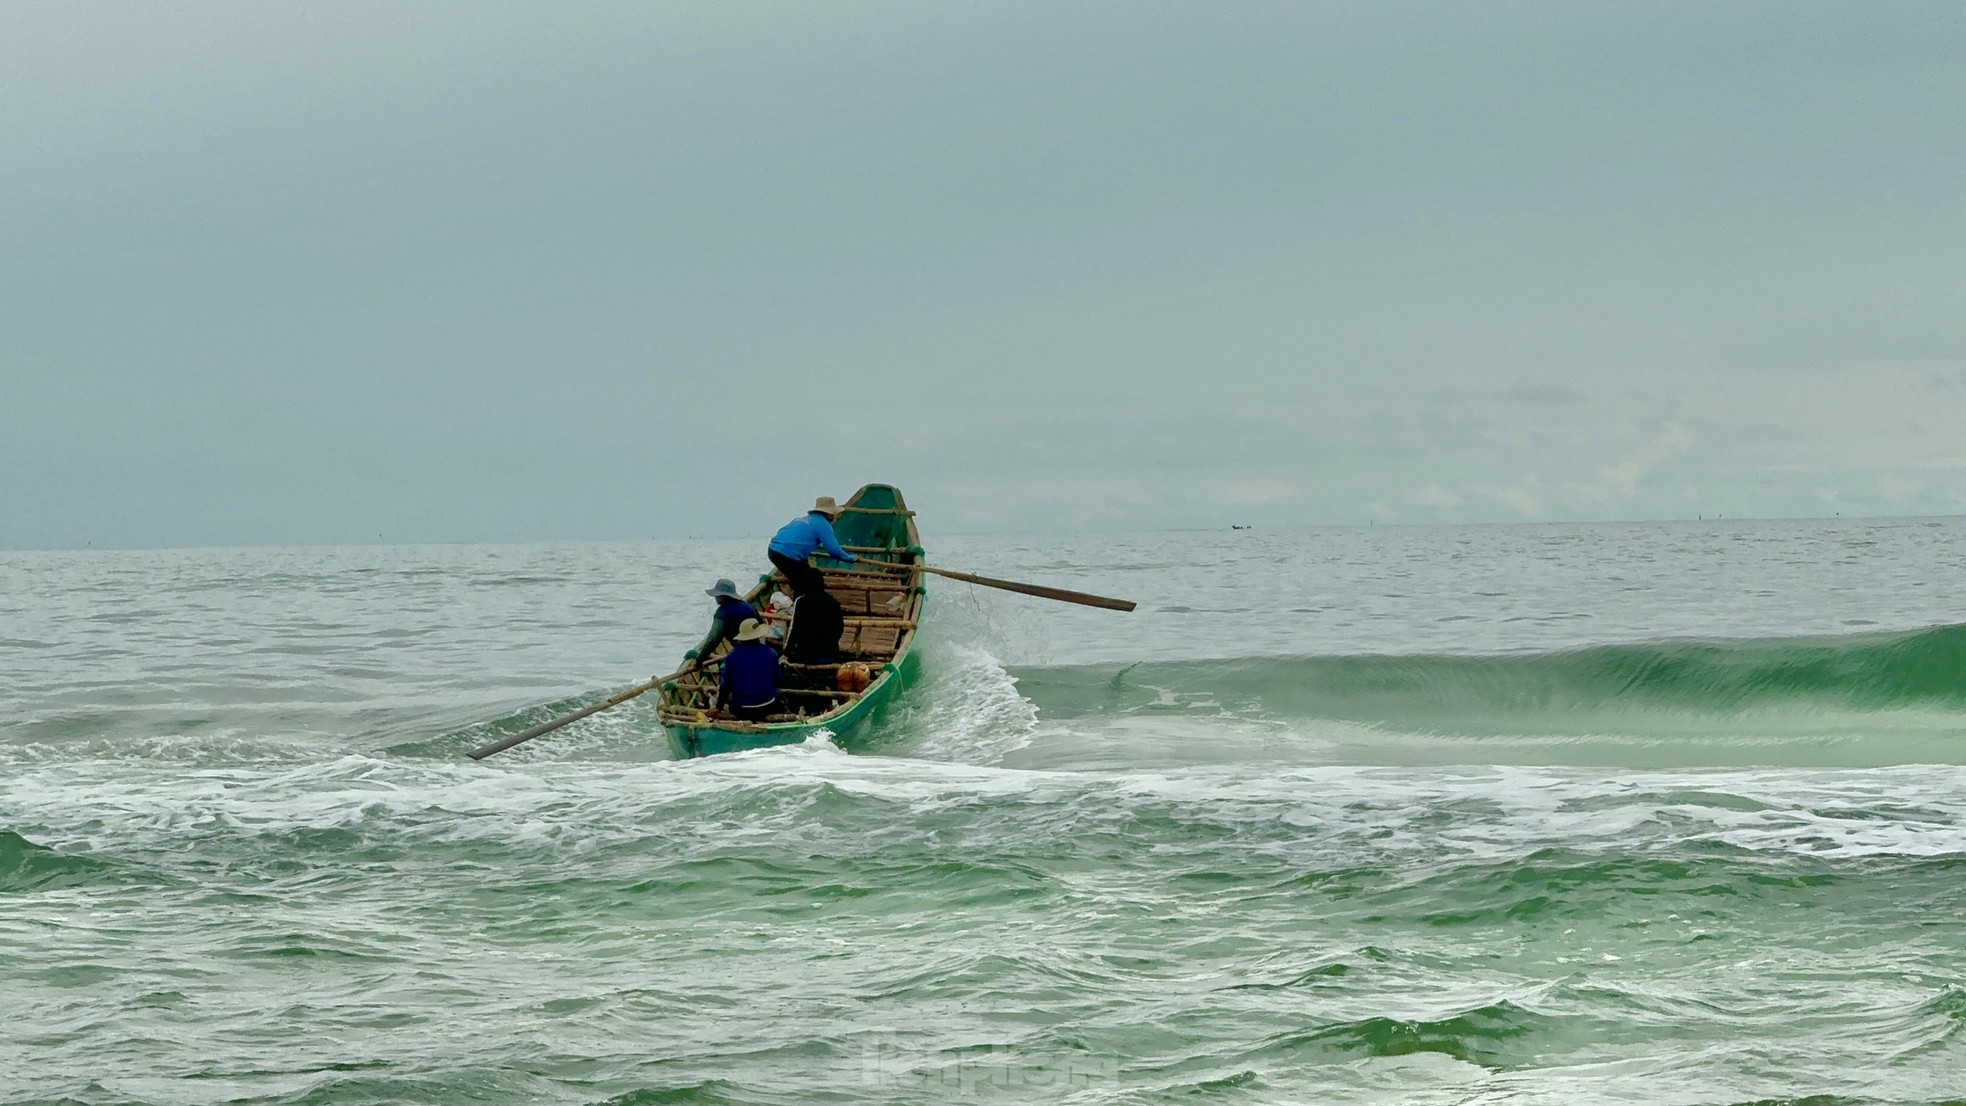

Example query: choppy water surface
[4,518,1966,1105]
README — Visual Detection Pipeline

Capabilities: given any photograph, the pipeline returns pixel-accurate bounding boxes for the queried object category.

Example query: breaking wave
[0,830,117,893]
[1008,624,1966,729]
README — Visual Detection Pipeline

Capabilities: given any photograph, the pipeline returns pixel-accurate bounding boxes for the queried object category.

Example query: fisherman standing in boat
[768,496,856,593]
[782,572,845,666]
[716,618,781,721]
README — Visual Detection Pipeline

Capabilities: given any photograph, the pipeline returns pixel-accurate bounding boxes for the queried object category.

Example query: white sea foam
[887,641,1039,765]
[8,527,1966,1106]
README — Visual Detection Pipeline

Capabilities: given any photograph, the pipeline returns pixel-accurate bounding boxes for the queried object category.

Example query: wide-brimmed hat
[705,578,740,600]
[811,496,842,517]
[734,617,771,642]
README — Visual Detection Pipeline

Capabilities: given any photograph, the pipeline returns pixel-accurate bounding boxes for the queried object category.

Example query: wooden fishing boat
[655,484,925,758]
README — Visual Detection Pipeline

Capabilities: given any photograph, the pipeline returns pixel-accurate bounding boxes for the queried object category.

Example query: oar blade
[466,700,610,760]
[465,669,681,760]
[939,568,1136,611]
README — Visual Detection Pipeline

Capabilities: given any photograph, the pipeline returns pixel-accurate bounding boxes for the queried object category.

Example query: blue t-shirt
[768,512,856,563]
[719,640,780,710]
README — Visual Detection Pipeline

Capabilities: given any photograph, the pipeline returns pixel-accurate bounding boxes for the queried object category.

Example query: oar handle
[466,666,691,760]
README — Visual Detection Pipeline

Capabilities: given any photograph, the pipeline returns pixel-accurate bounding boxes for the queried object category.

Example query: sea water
[3,518,1965,1105]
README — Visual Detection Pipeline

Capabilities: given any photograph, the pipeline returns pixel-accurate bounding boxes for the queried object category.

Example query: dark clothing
[729,698,779,722]
[769,548,823,595]
[784,588,845,665]
[709,597,762,648]
[718,640,780,715]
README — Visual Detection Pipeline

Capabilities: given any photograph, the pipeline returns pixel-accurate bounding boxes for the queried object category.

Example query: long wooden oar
[863,561,1135,612]
[467,666,691,760]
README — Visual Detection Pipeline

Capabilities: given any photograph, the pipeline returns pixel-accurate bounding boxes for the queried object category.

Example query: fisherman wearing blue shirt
[703,578,762,653]
[768,495,856,593]
[716,618,781,721]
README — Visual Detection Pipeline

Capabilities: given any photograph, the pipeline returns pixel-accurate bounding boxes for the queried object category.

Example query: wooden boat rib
[655,483,925,758]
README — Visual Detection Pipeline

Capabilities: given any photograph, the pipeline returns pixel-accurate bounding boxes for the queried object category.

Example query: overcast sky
[3,1,1963,548]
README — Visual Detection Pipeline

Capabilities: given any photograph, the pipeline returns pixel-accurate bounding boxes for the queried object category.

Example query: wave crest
[1010,624,1966,727]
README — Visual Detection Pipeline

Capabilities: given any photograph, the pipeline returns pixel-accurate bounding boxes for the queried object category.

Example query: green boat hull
[661,648,921,758]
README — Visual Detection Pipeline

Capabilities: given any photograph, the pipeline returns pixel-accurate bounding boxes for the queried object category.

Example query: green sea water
[4,518,1966,1105]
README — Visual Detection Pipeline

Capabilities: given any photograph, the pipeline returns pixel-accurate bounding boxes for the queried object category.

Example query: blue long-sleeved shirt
[768,511,856,563]
[718,640,779,710]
